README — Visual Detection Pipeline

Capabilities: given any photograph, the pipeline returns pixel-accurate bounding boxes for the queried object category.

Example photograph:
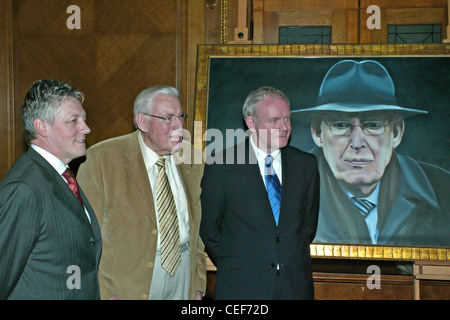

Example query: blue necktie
[265,155,281,225]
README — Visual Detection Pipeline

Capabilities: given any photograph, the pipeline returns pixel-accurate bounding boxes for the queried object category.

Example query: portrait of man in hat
[292,59,449,246]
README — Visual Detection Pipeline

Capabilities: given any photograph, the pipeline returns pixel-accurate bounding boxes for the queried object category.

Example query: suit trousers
[148,243,190,300]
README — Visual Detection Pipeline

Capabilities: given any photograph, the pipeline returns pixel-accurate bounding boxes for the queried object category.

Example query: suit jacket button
[89,241,95,246]
[276,237,281,242]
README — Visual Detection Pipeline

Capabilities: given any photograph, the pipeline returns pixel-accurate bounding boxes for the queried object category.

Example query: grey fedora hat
[291,59,427,118]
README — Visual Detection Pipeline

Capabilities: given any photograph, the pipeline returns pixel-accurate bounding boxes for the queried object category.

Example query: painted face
[140,95,184,156]
[44,98,91,164]
[247,96,291,154]
[313,115,403,194]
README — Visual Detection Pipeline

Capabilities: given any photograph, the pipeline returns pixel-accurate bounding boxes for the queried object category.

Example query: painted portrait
[194,44,449,257]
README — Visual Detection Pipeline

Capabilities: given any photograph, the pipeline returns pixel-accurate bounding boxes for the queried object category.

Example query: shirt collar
[31,144,68,174]
[138,131,172,171]
[343,181,380,205]
[249,135,281,164]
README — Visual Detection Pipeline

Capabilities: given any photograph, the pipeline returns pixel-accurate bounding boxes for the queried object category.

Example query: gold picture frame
[193,43,450,261]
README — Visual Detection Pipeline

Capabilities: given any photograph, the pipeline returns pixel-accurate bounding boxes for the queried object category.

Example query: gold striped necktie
[155,158,181,276]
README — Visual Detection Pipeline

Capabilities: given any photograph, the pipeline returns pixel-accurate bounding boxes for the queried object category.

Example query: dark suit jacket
[200,139,320,300]
[0,148,102,299]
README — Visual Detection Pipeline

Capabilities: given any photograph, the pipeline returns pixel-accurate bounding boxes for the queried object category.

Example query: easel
[444,0,450,43]
[229,0,252,44]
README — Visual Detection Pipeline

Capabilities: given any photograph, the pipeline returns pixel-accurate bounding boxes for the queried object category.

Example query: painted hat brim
[291,103,428,118]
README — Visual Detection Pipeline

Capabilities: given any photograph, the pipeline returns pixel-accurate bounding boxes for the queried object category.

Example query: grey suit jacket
[0,148,102,299]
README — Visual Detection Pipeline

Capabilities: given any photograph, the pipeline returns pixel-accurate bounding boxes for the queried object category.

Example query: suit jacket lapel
[124,131,158,227]
[241,139,265,193]
[175,162,197,230]
[28,148,94,232]
[279,149,287,226]
[55,172,95,232]
[80,188,102,262]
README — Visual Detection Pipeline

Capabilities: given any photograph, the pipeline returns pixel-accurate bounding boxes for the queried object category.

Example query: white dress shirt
[138,133,190,251]
[249,135,283,187]
[30,144,91,223]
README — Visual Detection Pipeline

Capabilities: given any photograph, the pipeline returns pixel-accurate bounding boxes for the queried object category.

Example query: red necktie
[62,168,84,207]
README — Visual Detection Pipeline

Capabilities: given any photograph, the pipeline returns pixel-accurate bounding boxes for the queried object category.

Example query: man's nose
[350,124,366,149]
[81,119,91,135]
[279,119,290,131]
[172,116,184,128]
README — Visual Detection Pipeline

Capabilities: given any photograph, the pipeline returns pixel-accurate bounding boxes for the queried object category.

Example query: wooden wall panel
[0,0,14,180]
[360,0,448,43]
[262,0,358,11]
[252,0,359,44]
[242,0,448,45]
[186,0,206,135]
[313,273,414,300]
[11,0,178,164]
[206,271,449,300]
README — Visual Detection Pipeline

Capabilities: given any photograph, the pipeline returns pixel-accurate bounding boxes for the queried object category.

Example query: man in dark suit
[0,79,102,299]
[200,86,320,300]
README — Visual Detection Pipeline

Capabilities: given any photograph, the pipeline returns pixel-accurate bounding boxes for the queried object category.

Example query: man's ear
[311,126,323,147]
[392,118,404,149]
[33,118,49,138]
[245,116,256,133]
[135,113,148,132]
